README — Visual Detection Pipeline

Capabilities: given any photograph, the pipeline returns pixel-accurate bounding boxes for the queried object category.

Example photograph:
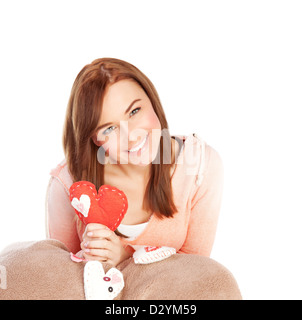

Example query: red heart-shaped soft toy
[69,181,128,231]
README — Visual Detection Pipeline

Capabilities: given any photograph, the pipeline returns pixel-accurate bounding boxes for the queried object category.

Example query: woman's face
[95,79,162,166]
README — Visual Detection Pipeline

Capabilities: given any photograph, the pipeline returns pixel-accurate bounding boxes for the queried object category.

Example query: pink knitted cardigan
[45,133,224,257]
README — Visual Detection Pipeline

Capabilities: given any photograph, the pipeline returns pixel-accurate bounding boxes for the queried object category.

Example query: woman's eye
[102,107,141,135]
[129,107,141,117]
[103,126,116,135]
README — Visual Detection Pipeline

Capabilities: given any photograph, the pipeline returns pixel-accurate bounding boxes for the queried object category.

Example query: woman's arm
[178,146,224,257]
[45,177,81,253]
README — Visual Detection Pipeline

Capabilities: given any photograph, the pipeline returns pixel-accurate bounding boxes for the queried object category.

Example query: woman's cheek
[97,133,119,160]
[145,110,161,129]
[107,141,119,160]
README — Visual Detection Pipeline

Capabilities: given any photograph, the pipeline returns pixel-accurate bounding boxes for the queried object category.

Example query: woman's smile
[127,133,149,153]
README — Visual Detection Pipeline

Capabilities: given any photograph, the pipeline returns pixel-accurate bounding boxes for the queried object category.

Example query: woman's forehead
[101,80,146,114]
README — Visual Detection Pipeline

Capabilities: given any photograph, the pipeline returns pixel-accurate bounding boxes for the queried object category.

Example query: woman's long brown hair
[63,58,178,220]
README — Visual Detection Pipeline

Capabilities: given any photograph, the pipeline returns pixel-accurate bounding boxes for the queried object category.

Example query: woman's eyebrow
[124,98,142,115]
[96,98,142,131]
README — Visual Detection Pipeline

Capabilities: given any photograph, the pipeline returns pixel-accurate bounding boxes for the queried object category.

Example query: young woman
[46,57,224,267]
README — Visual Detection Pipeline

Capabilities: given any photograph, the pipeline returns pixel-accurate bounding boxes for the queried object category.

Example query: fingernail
[84,248,90,253]
[87,232,93,237]
[84,242,89,248]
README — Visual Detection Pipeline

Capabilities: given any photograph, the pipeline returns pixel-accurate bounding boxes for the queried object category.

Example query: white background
[0,0,301,300]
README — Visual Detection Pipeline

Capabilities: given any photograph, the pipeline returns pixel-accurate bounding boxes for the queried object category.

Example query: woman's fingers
[82,223,110,239]
[83,239,110,250]
[83,251,109,263]
[86,228,113,239]
[84,248,109,258]
[85,223,108,231]
[80,223,121,266]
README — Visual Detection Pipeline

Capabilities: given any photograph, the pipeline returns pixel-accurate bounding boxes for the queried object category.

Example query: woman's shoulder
[50,159,74,193]
[173,133,223,187]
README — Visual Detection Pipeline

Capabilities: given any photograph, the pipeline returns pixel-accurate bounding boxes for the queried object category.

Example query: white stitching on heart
[70,183,128,229]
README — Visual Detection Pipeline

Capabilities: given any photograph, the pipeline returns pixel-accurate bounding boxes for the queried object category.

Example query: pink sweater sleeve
[178,146,224,257]
[45,177,81,253]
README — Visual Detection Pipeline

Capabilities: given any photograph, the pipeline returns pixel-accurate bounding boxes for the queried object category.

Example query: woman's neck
[104,162,152,183]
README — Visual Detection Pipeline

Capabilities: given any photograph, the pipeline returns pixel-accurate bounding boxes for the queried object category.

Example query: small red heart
[69,181,128,231]
[145,246,160,252]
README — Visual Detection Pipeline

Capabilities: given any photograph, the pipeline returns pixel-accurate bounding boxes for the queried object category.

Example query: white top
[117,222,149,241]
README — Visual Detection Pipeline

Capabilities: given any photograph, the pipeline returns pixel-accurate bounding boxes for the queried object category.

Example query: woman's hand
[81,223,132,267]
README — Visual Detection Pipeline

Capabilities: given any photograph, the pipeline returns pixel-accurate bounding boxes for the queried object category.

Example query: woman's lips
[128,134,149,153]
